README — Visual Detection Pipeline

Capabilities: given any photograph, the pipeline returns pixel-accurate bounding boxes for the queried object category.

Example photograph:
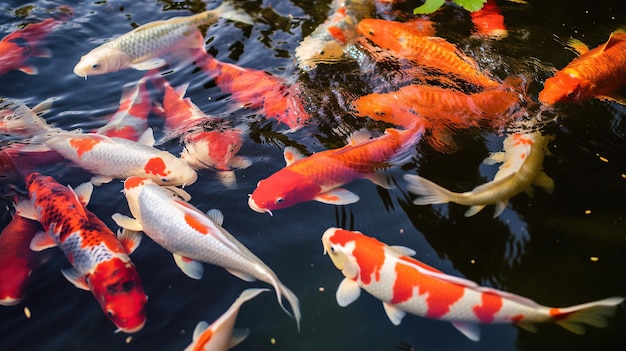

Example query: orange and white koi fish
[112,177,301,329]
[538,29,626,105]
[0,197,46,306]
[295,0,374,71]
[470,0,508,39]
[248,126,423,214]
[0,97,55,138]
[40,128,197,186]
[322,227,624,341]
[405,132,554,217]
[184,288,268,351]
[157,78,250,188]
[0,6,72,76]
[73,2,252,77]
[357,19,501,89]
[19,172,147,333]
[96,74,154,141]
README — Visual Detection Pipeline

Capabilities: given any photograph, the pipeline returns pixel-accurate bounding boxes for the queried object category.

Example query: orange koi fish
[538,30,626,105]
[196,52,310,131]
[0,7,72,76]
[322,227,625,341]
[19,172,147,333]
[470,0,508,39]
[248,126,423,214]
[184,288,267,351]
[0,197,46,306]
[357,19,501,88]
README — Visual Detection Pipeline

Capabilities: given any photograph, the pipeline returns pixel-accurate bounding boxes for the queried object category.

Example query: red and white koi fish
[73,2,252,77]
[196,52,310,131]
[0,97,55,138]
[470,0,508,39]
[0,197,46,306]
[538,29,626,105]
[0,6,72,76]
[39,128,197,186]
[96,74,154,141]
[322,227,625,341]
[19,172,147,333]
[112,176,301,329]
[295,0,374,71]
[184,288,268,351]
[248,126,423,214]
[157,78,250,188]
[405,131,554,217]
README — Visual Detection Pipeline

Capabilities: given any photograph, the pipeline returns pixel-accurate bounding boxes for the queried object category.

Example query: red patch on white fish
[144,157,170,177]
[69,138,100,158]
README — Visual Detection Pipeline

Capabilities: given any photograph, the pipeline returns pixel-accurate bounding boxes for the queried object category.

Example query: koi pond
[1,0,625,350]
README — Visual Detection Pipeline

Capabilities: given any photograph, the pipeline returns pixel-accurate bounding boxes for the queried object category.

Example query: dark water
[1,0,625,350]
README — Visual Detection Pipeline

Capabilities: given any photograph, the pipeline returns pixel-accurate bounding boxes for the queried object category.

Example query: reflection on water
[1,0,625,350]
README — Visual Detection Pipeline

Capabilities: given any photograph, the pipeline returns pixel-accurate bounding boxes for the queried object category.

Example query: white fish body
[0,98,56,138]
[112,177,301,329]
[404,132,554,217]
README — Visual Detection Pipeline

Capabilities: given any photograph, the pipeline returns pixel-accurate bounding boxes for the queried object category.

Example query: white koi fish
[184,288,268,351]
[322,227,624,341]
[0,97,55,138]
[40,128,197,186]
[112,177,301,329]
[404,132,554,217]
[73,2,252,77]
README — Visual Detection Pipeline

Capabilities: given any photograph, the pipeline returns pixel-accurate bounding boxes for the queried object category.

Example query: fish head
[73,47,131,77]
[248,170,321,214]
[122,176,150,217]
[295,36,345,71]
[142,153,198,186]
[181,129,244,171]
[0,257,31,306]
[352,94,397,124]
[88,257,147,333]
[538,71,584,105]
[321,227,361,279]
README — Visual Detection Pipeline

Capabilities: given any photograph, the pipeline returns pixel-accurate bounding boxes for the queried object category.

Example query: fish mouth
[115,319,146,334]
[247,195,272,216]
[0,296,22,306]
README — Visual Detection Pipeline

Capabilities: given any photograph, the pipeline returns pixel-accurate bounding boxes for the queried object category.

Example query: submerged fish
[538,29,626,105]
[322,227,625,341]
[248,126,423,214]
[0,98,55,138]
[73,2,252,77]
[19,172,147,333]
[184,288,267,351]
[112,177,301,329]
[470,0,508,39]
[404,131,554,217]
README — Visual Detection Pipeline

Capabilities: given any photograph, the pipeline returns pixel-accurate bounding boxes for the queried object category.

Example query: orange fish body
[470,0,508,39]
[248,126,423,214]
[357,19,501,89]
[0,197,45,306]
[539,30,626,105]
[21,172,147,332]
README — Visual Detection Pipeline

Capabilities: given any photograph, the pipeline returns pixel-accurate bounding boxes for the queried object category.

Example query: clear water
[0,0,625,350]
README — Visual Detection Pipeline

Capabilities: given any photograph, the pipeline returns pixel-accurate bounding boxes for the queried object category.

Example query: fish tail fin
[207,1,254,26]
[404,174,457,205]
[265,272,301,331]
[552,297,624,334]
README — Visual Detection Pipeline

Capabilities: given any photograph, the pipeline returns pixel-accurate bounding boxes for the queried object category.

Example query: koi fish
[538,29,626,105]
[0,97,55,138]
[40,128,197,186]
[112,176,301,329]
[248,126,423,214]
[404,131,554,217]
[295,0,374,71]
[184,288,268,351]
[0,197,46,306]
[73,2,252,77]
[157,77,251,188]
[357,19,501,89]
[96,74,154,141]
[322,227,625,341]
[197,52,309,131]
[19,172,147,333]
[470,0,508,39]
[0,7,72,76]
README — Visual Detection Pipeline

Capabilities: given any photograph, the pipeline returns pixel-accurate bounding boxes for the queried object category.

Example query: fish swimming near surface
[183,288,268,351]
[0,196,47,306]
[404,131,554,217]
[73,2,252,77]
[112,176,301,329]
[18,172,147,333]
[248,125,423,215]
[36,127,197,186]
[0,6,73,76]
[470,0,508,39]
[322,227,625,341]
[538,29,626,105]
[295,0,374,71]
[0,97,55,138]
[357,18,501,89]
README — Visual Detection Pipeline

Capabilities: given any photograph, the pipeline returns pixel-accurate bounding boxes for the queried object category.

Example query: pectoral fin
[61,268,90,291]
[382,302,406,326]
[173,254,203,280]
[228,328,251,349]
[30,231,56,251]
[451,321,481,342]
[111,213,143,231]
[131,58,167,71]
[314,188,359,205]
[335,278,361,307]
[117,229,143,255]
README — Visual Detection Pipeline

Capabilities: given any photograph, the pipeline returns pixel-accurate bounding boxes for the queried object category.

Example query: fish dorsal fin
[451,321,481,341]
[566,38,589,55]
[72,182,94,206]
[346,129,372,145]
[602,30,626,52]
[382,302,406,326]
[137,127,155,146]
[283,146,304,166]
[192,321,209,341]
[61,268,90,291]
[206,209,224,226]
[335,277,361,307]
[173,254,203,279]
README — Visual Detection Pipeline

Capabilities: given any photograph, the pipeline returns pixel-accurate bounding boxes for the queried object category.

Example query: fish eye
[369,29,374,35]
[106,310,114,317]
[161,178,169,182]
[375,111,386,116]
[320,50,325,55]
[275,197,284,204]
[330,246,336,253]
[92,63,100,69]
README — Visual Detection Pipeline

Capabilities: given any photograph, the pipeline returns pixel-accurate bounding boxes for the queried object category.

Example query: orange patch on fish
[144,157,170,177]
[328,26,347,44]
[473,292,503,323]
[330,230,385,284]
[69,138,100,158]
[125,177,146,190]
[184,213,208,235]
